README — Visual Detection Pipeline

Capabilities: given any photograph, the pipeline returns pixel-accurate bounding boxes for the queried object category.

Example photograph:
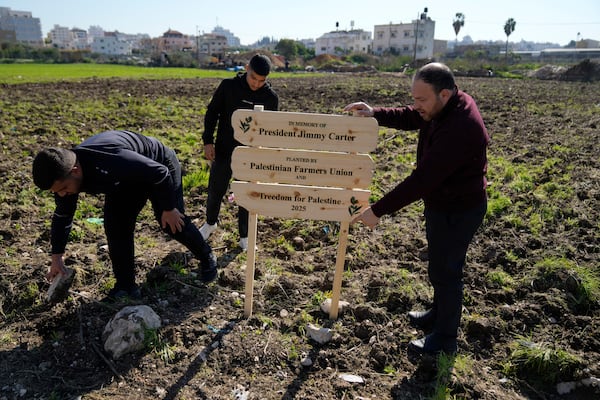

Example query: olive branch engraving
[239,116,253,133]
[348,196,362,216]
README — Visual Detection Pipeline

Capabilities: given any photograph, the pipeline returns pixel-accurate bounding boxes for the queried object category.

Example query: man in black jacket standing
[32,130,218,299]
[200,54,279,251]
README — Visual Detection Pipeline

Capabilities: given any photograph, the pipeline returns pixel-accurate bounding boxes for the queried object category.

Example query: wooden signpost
[231,107,378,319]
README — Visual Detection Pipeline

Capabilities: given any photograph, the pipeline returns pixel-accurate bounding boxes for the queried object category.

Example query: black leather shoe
[200,252,218,283]
[408,309,436,330]
[408,334,457,356]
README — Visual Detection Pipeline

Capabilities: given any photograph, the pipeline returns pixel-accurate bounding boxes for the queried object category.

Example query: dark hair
[248,54,271,76]
[414,62,455,94]
[32,147,76,190]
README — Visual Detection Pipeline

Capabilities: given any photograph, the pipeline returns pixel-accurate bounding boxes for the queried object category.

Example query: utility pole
[413,12,419,64]
[196,25,200,66]
[413,7,427,65]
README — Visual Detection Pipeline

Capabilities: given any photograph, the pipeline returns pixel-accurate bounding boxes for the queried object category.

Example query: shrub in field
[502,335,583,385]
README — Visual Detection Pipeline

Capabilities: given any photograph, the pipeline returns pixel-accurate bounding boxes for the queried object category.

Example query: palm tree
[453,13,465,45]
[504,18,516,60]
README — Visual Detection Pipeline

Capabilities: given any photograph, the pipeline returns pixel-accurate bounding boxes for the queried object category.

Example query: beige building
[315,29,372,56]
[197,33,228,62]
[156,29,195,52]
[373,12,435,60]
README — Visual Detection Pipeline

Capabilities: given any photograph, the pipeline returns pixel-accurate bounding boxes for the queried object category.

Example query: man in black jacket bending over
[32,130,218,299]
[200,54,279,251]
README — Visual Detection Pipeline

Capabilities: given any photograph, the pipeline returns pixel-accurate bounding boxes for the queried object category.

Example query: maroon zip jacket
[370,89,489,217]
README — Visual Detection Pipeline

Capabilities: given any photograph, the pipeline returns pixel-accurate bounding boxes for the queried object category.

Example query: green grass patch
[533,257,599,310]
[0,63,230,84]
[487,268,516,290]
[144,328,176,364]
[502,335,583,385]
[182,167,210,192]
[0,63,304,84]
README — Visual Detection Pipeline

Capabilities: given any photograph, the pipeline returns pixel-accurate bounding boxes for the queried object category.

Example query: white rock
[339,374,365,384]
[320,298,350,314]
[306,323,332,344]
[582,376,600,387]
[300,356,313,367]
[103,305,161,359]
[232,386,249,400]
[556,381,577,395]
[46,268,75,303]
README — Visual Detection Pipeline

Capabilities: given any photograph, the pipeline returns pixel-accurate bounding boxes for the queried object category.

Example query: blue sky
[4,0,599,46]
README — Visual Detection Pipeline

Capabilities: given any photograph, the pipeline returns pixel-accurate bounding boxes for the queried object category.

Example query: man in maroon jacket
[344,62,489,355]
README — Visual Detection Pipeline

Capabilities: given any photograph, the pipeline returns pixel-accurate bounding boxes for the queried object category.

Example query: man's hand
[48,253,68,282]
[204,143,215,161]
[351,207,380,229]
[343,102,374,117]
[161,208,185,234]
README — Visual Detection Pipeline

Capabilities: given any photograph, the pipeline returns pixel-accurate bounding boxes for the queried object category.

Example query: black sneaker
[107,284,142,301]
[200,253,218,283]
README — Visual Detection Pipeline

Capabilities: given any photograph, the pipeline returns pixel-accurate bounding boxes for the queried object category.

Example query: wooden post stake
[244,212,258,317]
[329,221,350,319]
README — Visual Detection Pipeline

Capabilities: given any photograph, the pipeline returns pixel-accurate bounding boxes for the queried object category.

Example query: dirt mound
[560,59,600,82]
[529,64,568,80]
[531,60,600,81]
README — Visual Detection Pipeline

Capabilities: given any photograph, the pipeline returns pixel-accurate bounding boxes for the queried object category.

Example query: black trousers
[205,152,249,238]
[424,200,487,339]
[103,149,212,290]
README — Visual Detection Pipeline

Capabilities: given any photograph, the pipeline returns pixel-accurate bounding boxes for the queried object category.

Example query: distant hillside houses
[1,5,599,62]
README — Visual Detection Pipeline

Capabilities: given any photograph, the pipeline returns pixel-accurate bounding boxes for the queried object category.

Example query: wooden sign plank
[232,109,378,153]
[231,147,374,189]
[230,181,370,222]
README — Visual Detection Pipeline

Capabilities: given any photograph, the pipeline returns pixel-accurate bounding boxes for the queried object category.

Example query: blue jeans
[424,200,487,339]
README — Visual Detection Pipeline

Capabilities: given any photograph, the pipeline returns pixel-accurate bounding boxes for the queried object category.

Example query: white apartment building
[211,25,240,47]
[48,24,73,49]
[373,13,435,60]
[0,7,43,46]
[71,28,89,50]
[299,38,316,51]
[88,25,105,44]
[315,29,372,56]
[91,33,132,55]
